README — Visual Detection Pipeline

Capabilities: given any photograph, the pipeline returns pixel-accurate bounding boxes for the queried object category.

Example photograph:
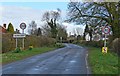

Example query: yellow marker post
[102,47,108,53]
[102,26,110,54]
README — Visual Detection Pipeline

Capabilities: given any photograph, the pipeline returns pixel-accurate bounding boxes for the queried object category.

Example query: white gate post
[23,38,24,49]
[16,38,17,48]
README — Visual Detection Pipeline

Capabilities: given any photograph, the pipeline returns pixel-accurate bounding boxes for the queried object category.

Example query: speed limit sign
[20,22,26,30]
[102,26,110,34]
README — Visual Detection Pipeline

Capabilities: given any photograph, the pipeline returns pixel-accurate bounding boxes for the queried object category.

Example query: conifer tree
[7,23,14,33]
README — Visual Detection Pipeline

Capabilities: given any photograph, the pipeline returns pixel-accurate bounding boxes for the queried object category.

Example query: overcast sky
[0,2,85,35]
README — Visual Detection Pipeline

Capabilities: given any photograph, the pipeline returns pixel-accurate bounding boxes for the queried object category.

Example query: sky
[0,2,85,36]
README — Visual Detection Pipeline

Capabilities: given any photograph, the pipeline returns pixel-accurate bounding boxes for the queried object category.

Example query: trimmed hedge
[2,34,56,53]
[79,38,120,56]
[110,38,120,56]
[79,40,104,48]
[2,34,16,53]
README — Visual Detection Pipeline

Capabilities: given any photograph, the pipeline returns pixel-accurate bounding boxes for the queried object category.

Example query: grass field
[2,47,57,65]
[88,47,119,74]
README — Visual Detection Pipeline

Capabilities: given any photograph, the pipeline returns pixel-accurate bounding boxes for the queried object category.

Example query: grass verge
[2,47,58,65]
[88,47,119,74]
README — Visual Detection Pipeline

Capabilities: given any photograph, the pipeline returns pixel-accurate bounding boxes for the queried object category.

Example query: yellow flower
[29,46,33,48]
[29,45,33,50]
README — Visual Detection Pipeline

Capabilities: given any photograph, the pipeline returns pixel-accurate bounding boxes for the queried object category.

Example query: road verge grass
[88,47,119,74]
[2,47,58,65]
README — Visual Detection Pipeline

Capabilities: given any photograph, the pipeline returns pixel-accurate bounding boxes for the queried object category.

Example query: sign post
[102,26,110,53]
[20,22,26,49]
[23,38,24,49]
[13,34,26,48]
[13,22,26,49]
[20,23,26,34]
[60,37,62,43]
[16,38,18,48]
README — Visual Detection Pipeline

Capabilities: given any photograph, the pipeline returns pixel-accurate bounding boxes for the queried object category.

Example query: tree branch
[66,14,109,23]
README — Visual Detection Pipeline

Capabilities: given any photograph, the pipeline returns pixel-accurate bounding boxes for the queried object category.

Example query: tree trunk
[111,25,120,39]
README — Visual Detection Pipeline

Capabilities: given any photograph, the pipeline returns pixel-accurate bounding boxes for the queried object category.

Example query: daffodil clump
[29,46,33,50]
[14,47,21,53]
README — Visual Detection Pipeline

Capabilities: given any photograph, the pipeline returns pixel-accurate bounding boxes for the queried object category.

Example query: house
[0,24,7,34]
[67,34,77,43]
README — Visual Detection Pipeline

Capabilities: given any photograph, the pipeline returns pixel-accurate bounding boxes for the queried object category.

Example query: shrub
[111,38,120,55]
[14,47,21,53]
[2,33,15,53]
[2,34,56,53]
[54,43,65,48]
[79,40,104,48]
[29,46,33,50]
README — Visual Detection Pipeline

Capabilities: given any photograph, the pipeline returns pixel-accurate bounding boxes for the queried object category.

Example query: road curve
[2,44,90,74]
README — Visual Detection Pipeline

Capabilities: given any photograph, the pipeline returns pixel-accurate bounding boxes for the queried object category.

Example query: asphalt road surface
[2,44,91,74]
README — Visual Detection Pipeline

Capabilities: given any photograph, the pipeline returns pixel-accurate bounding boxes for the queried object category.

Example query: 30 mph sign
[102,26,110,34]
[20,23,26,30]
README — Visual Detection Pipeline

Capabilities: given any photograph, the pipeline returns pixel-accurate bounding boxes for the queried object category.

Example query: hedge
[110,38,120,56]
[79,38,120,56]
[79,40,104,48]
[2,34,56,53]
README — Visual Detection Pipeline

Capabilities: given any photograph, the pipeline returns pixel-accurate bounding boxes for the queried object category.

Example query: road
[2,44,90,74]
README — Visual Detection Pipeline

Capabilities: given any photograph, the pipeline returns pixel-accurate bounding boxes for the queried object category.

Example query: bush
[13,47,21,53]
[79,40,104,48]
[2,34,56,53]
[29,46,33,50]
[2,33,15,53]
[111,38,120,55]
[54,43,65,48]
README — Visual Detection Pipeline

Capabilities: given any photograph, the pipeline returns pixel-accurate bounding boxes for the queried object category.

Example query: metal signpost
[20,22,26,34]
[13,34,26,48]
[13,22,26,49]
[60,37,62,43]
[102,26,110,53]
[20,23,26,49]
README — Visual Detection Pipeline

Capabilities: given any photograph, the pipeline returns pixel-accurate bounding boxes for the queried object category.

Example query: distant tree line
[28,8,68,41]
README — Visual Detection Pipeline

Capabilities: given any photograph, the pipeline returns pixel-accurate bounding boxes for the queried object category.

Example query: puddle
[70,60,76,63]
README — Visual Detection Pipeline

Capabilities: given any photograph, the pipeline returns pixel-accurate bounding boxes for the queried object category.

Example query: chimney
[3,24,6,29]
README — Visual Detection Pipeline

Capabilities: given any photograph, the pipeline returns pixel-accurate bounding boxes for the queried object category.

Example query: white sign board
[13,34,26,38]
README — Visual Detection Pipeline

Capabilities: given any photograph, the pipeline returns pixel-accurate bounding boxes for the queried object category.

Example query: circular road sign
[102,26,110,34]
[20,23,26,30]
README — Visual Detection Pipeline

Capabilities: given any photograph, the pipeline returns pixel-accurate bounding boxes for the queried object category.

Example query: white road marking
[85,53,89,74]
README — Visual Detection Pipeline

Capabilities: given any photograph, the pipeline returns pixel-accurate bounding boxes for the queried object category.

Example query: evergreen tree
[37,28,42,36]
[83,24,93,41]
[7,23,14,33]
[83,24,89,40]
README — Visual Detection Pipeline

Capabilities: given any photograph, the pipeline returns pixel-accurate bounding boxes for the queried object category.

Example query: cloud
[0,5,84,35]
[0,0,70,2]
[0,5,47,33]
[62,22,85,36]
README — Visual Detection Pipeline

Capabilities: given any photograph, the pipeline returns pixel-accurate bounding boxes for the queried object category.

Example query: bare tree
[41,24,51,37]
[28,21,37,35]
[67,2,120,39]
[42,8,61,38]
[75,27,83,36]
[57,25,68,41]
